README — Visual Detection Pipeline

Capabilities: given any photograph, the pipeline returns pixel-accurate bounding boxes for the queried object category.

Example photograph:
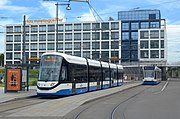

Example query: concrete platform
[4,81,142,117]
[0,86,37,103]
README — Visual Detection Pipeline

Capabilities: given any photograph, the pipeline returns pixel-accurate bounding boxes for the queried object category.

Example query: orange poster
[6,68,21,91]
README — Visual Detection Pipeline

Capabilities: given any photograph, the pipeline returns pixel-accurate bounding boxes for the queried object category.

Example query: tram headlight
[37,83,41,87]
[50,83,56,87]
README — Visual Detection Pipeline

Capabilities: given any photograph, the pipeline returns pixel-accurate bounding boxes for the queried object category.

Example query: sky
[0,0,180,64]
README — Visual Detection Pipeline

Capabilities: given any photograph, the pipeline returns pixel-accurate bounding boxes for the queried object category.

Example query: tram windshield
[144,70,154,78]
[39,55,62,81]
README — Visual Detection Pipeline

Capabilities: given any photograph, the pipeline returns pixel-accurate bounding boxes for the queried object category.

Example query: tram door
[97,67,101,89]
[71,68,76,94]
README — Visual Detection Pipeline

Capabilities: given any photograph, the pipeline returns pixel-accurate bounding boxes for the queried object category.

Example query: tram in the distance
[37,52,124,96]
[143,66,161,85]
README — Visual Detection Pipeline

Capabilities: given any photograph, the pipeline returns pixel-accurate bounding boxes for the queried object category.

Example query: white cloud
[167,25,180,63]
[40,1,65,21]
[0,0,28,11]
[77,10,96,21]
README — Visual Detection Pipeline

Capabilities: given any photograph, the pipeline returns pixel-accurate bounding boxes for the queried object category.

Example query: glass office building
[118,9,166,65]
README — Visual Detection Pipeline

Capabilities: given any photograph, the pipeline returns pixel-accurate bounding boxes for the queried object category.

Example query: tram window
[111,69,117,80]
[89,66,101,82]
[60,66,67,81]
[70,64,88,83]
[103,68,110,81]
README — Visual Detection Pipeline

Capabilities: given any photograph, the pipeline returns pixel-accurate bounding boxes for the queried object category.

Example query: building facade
[5,21,121,65]
[118,9,166,65]
[5,9,167,66]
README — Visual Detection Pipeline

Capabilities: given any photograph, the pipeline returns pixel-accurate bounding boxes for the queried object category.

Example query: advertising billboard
[6,68,21,91]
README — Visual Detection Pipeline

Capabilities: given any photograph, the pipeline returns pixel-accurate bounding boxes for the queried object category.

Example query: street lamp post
[55,2,71,52]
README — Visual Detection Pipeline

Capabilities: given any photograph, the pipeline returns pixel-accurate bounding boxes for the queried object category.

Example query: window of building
[6,26,13,33]
[131,22,139,30]
[92,32,100,40]
[161,40,164,48]
[102,22,109,30]
[161,50,164,58]
[101,42,109,49]
[14,35,21,42]
[150,30,159,39]
[102,32,109,40]
[92,42,100,49]
[26,35,29,42]
[48,25,55,32]
[74,24,81,31]
[31,34,38,41]
[74,42,81,50]
[149,14,156,20]
[92,51,99,60]
[39,25,46,32]
[14,26,21,33]
[26,43,29,50]
[39,34,46,41]
[31,43,37,50]
[111,41,119,49]
[6,35,13,42]
[140,41,149,49]
[140,50,149,58]
[150,22,160,28]
[6,44,13,51]
[131,41,138,50]
[74,51,81,57]
[58,24,64,32]
[25,26,29,33]
[150,50,159,58]
[140,31,149,39]
[65,24,72,31]
[65,51,72,55]
[14,52,21,60]
[31,25,38,33]
[58,33,63,41]
[131,32,138,40]
[131,51,138,60]
[161,30,164,38]
[65,33,72,41]
[150,40,159,48]
[14,44,21,51]
[111,51,119,58]
[58,43,63,50]
[122,51,130,59]
[48,34,55,41]
[111,32,119,39]
[83,42,90,50]
[101,51,109,62]
[111,22,119,30]
[83,33,90,40]
[83,51,90,58]
[74,33,81,41]
[83,23,90,31]
[6,53,12,60]
[65,42,72,50]
[92,23,100,30]
[121,42,130,50]
[140,22,149,29]
[39,43,46,50]
[122,32,129,40]
[122,22,129,30]
[47,43,54,50]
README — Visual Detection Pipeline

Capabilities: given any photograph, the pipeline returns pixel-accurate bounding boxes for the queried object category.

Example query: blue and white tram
[143,66,161,85]
[37,52,124,96]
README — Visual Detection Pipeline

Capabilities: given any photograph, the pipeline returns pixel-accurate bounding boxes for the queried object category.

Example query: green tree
[0,54,4,67]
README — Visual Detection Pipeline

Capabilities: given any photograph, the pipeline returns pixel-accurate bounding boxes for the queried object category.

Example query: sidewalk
[0,86,37,103]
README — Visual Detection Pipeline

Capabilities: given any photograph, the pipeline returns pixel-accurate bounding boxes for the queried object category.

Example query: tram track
[63,85,152,119]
